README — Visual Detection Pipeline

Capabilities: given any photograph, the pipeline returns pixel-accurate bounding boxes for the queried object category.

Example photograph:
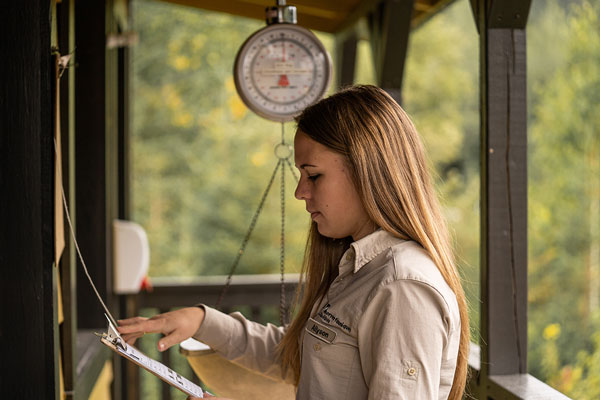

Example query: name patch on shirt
[306,318,336,344]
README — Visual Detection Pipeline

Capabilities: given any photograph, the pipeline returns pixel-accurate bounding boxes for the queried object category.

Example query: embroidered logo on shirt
[306,318,336,344]
[317,303,351,333]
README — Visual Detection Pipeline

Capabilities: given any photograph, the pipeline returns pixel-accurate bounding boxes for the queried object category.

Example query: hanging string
[53,138,119,328]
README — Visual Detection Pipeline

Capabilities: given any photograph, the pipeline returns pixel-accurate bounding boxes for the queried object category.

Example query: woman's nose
[295,178,310,200]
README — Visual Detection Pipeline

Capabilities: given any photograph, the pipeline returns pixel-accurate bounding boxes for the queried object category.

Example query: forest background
[130,0,600,398]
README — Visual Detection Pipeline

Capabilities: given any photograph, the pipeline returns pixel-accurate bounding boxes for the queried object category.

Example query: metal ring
[274,143,292,159]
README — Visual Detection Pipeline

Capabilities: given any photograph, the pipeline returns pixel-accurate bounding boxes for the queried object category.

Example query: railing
[125,275,571,400]
[467,344,570,399]
[138,274,300,311]
[125,274,299,400]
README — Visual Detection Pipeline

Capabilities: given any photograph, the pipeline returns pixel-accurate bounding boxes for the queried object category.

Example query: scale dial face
[234,24,332,122]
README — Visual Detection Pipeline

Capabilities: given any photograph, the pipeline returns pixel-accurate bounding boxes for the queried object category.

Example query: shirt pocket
[303,318,360,389]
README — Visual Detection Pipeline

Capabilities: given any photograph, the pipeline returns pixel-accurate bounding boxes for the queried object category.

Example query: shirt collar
[339,229,405,275]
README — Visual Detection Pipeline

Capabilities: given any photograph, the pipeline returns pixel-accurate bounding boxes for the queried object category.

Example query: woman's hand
[118,307,205,351]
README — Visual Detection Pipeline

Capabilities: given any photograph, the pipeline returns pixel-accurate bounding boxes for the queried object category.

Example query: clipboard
[54,140,207,398]
[99,315,205,398]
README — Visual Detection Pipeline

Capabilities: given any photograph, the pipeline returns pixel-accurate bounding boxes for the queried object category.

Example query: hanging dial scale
[233,0,332,122]
[214,1,333,324]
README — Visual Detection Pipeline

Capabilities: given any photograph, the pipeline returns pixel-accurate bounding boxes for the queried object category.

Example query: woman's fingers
[118,316,148,326]
[157,328,189,351]
[116,307,205,351]
[118,316,166,335]
[117,315,174,350]
[121,332,144,345]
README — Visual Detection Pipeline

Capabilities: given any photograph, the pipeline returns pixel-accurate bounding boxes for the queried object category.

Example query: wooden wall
[0,1,59,398]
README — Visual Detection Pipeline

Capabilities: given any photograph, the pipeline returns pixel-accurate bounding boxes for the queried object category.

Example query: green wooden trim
[58,0,78,396]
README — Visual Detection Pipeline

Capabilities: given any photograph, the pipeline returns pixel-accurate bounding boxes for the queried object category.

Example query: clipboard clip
[102,313,127,351]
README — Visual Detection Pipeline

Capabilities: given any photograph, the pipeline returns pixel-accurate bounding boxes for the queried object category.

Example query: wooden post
[471,0,532,386]
[0,1,58,398]
[368,0,414,104]
[335,31,358,89]
[74,0,120,330]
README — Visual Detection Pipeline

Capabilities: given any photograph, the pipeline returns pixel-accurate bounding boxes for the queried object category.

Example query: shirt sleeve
[192,305,293,383]
[357,279,452,399]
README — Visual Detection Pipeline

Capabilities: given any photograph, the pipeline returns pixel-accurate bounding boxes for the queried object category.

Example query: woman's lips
[310,211,321,220]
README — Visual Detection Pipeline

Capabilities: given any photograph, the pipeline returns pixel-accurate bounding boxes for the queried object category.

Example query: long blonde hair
[279,85,469,399]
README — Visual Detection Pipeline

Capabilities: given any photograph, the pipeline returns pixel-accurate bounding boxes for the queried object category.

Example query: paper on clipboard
[99,315,205,398]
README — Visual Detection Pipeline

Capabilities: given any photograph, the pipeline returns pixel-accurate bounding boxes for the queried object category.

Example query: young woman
[119,85,469,399]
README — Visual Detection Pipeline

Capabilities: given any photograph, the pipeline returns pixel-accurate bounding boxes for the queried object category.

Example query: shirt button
[407,367,417,376]
[346,254,352,261]
[313,343,321,352]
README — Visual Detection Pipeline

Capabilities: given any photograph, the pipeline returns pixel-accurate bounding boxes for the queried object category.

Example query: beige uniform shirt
[194,230,461,399]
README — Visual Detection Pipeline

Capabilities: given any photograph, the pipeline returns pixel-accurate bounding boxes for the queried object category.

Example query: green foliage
[527,1,600,396]
[131,0,315,278]
[567,320,600,399]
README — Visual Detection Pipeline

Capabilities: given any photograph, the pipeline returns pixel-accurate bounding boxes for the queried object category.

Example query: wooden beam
[161,0,347,33]
[487,0,530,29]
[75,0,120,329]
[471,0,530,33]
[334,0,383,33]
[411,0,455,29]
[118,45,131,221]
[158,0,455,33]
[0,1,58,398]
[138,275,299,309]
[473,0,531,382]
[116,3,134,398]
[368,0,414,104]
[335,31,358,88]
[481,28,528,378]
[74,0,108,330]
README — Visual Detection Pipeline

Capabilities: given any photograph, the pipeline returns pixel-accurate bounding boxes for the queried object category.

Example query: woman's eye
[308,174,321,182]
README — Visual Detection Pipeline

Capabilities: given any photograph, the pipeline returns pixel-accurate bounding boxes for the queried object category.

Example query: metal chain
[216,122,294,327]
[280,142,287,326]
[278,121,292,326]
[284,157,299,183]
[215,159,282,309]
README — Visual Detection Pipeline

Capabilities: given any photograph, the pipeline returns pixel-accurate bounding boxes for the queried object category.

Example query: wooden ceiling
[160,0,454,33]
